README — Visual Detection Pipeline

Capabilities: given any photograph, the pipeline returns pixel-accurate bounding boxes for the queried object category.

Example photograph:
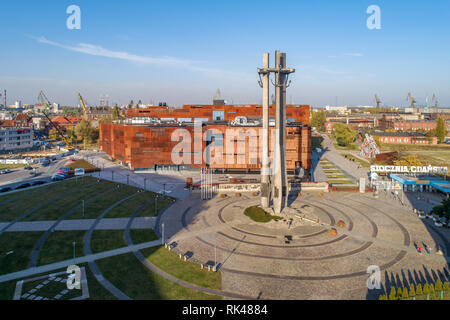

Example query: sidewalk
[0,217,157,232]
[321,135,370,183]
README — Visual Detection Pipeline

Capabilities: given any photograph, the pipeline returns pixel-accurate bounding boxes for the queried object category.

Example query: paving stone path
[156,192,450,300]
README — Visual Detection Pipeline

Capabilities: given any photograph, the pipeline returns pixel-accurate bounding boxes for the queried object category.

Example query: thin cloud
[33,36,254,81]
[35,36,194,66]
[328,53,364,58]
[344,53,364,57]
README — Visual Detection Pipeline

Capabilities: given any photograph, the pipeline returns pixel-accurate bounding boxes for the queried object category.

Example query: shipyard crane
[78,92,89,118]
[37,91,74,151]
[374,94,382,109]
[407,92,416,108]
[432,94,439,108]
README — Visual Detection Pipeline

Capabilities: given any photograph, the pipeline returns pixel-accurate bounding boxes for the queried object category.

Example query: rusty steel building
[99,104,311,172]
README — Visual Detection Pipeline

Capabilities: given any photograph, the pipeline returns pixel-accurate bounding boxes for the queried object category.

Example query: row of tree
[379,279,450,300]
[49,119,99,146]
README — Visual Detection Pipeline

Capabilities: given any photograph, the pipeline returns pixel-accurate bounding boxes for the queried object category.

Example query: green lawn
[328,180,355,185]
[0,163,28,170]
[23,180,117,221]
[0,264,117,300]
[141,246,222,290]
[342,153,372,169]
[136,196,176,217]
[68,184,143,220]
[92,228,220,299]
[103,191,158,219]
[37,231,86,266]
[0,232,45,275]
[334,143,360,151]
[0,177,97,221]
[244,206,282,223]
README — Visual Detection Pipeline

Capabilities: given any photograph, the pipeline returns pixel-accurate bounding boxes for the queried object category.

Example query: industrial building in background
[99,101,311,174]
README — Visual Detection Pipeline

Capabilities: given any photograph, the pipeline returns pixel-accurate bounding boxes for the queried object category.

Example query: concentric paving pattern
[159,192,450,300]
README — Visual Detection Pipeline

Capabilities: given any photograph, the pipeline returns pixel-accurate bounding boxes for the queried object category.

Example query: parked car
[0,187,12,193]
[32,180,46,186]
[24,166,33,170]
[51,174,66,181]
[59,167,71,173]
[0,169,12,174]
[15,183,31,190]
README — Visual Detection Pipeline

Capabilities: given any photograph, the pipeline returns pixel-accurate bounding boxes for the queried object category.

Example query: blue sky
[0,0,449,107]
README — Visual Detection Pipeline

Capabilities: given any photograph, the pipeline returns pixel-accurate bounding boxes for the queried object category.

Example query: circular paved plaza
[159,192,450,300]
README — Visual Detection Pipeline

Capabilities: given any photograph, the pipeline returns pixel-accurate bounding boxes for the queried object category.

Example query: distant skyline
[0,0,449,108]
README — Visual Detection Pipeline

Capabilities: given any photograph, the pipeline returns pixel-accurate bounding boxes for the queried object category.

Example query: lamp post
[72,241,76,259]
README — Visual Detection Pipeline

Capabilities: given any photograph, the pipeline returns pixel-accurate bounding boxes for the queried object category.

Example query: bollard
[200,264,204,270]
[184,256,187,261]
[208,265,211,271]
[212,266,217,272]
[179,253,182,260]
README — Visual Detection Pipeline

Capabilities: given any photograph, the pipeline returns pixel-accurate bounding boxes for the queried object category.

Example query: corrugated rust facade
[100,104,311,171]
[126,104,310,125]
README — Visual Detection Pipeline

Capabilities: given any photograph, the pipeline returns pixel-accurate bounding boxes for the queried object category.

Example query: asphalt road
[0,156,72,190]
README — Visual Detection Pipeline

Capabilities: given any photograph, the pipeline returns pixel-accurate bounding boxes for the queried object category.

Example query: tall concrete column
[272,50,288,214]
[261,53,270,208]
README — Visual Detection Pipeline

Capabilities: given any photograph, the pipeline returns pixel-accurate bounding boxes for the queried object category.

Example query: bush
[402,287,409,299]
[397,287,403,299]
[409,284,415,298]
[389,287,397,300]
[435,279,442,291]
[423,283,430,295]
[416,283,423,295]
[243,206,282,223]
[443,282,449,291]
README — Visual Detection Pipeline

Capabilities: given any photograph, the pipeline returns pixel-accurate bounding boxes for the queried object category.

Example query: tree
[443,282,449,292]
[389,287,397,300]
[65,128,78,144]
[409,284,416,299]
[311,110,327,132]
[75,119,98,146]
[397,287,403,300]
[49,127,59,140]
[112,104,120,121]
[333,123,356,147]
[423,283,430,300]
[416,283,423,295]
[402,287,409,299]
[435,117,448,143]
[393,154,422,167]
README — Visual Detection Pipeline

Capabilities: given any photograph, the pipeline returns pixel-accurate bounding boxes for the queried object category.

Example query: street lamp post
[73,241,76,259]
[163,183,166,195]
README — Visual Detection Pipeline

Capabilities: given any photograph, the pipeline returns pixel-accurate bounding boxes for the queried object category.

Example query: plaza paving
[159,192,450,300]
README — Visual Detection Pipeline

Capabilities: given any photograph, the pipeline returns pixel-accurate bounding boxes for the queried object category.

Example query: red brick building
[373,132,438,145]
[378,115,450,132]
[100,104,312,172]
